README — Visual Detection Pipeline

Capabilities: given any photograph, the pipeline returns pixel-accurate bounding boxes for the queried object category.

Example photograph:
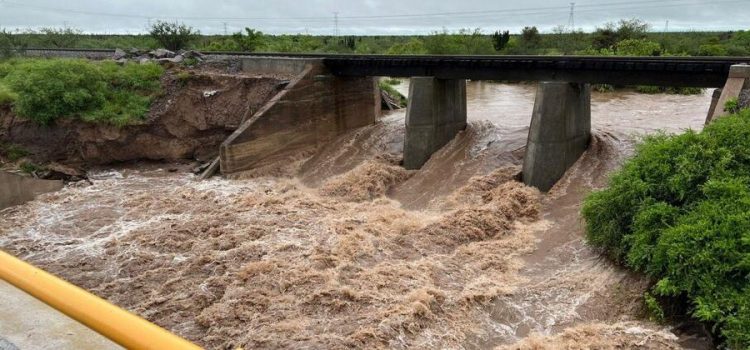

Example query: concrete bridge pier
[523,82,591,191]
[403,77,467,169]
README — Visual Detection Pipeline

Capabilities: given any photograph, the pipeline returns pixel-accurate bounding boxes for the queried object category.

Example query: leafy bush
[0,82,16,105]
[4,59,107,124]
[699,44,729,56]
[616,39,662,56]
[725,98,741,114]
[385,38,427,55]
[582,110,750,348]
[149,21,199,51]
[1,59,163,126]
[0,29,27,58]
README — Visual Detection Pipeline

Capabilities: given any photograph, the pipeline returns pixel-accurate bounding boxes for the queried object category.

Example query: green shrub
[725,98,741,114]
[149,21,199,51]
[1,59,163,126]
[582,110,750,348]
[19,161,43,174]
[616,38,662,56]
[0,82,16,105]
[1,143,29,161]
[4,59,107,125]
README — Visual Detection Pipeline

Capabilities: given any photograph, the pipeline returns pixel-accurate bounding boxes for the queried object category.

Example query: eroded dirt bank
[0,83,714,349]
[0,65,287,167]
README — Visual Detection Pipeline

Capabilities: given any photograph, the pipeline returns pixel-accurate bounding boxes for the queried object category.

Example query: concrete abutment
[522,82,592,192]
[219,58,380,174]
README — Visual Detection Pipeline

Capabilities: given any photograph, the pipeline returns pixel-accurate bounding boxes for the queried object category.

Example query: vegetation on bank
[582,108,750,348]
[0,58,164,126]
[378,79,407,108]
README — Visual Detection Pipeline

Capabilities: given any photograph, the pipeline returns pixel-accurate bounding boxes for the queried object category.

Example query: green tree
[149,21,199,51]
[0,29,27,58]
[231,28,265,52]
[491,30,510,51]
[520,26,542,49]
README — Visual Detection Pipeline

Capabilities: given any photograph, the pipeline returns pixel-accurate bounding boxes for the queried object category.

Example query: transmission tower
[333,12,339,36]
[568,2,575,31]
[223,22,228,35]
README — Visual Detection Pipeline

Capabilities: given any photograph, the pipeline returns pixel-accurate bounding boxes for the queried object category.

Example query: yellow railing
[0,249,202,350]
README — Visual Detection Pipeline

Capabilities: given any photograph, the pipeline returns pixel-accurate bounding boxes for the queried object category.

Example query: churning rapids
[0,81,713,349]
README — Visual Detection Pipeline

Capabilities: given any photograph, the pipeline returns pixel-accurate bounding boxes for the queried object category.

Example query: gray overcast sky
[0,0,748,35]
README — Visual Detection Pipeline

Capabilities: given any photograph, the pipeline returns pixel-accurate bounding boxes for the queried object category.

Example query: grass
[382,78,402,85]
[0,58,164,126]
[18,161,43,174]
[582,108,750,348]
[1,143,29,161]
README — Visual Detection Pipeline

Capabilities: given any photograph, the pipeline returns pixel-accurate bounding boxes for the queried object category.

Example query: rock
[46,162,85,177]
[114,58,128,65]
[128,48,145,57]
[157,55,184,64]
[181,50,205,59]
[113,48,127,60]
[150,48,175,59]
[139,57,152,65]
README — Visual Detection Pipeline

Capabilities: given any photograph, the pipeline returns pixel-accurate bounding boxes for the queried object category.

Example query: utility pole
[333,11,339,36]
[568,2,575,32]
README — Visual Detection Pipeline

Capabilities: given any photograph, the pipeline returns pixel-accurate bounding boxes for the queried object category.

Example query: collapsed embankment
[0,64,287,170]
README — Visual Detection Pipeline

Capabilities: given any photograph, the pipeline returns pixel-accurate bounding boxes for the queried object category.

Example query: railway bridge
[213,54,750,191]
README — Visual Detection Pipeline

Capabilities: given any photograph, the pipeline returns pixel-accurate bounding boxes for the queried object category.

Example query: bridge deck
[22,48,750,87]
[322,55,749,87]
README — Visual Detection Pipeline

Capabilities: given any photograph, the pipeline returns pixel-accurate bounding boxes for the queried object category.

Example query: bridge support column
[523,82,591,191]
[706,64,750,124]
[403,77,467,169]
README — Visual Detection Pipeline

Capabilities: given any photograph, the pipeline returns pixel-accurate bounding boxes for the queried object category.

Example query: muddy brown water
[0,81,712,349]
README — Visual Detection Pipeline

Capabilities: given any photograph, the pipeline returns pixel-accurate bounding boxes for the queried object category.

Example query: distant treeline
[2,19,749,57]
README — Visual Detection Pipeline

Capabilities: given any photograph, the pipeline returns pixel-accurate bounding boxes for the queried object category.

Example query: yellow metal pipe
[0,249,202,350]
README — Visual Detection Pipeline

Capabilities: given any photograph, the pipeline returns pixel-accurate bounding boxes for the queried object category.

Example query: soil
[0,67,287,169]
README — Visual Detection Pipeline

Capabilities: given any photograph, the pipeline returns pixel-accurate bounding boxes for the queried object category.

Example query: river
[0,81,713,349]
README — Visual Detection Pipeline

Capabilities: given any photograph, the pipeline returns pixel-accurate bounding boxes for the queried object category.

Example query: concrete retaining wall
[523,82,591,191]
[220,58,380,174]
[0,172,63,210]
[403,77,467,169]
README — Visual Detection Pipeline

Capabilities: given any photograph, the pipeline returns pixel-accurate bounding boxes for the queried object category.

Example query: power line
[1,0,745,34]
[1,0,738,22]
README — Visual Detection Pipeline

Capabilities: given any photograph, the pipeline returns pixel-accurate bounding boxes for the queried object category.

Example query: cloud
[0,0,747,34]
